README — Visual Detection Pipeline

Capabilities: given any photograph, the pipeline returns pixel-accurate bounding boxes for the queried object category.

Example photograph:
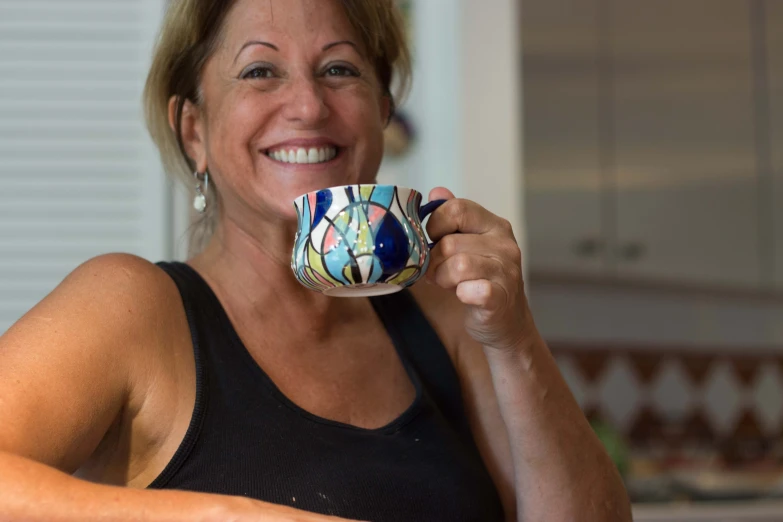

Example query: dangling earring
[193,170,209,213]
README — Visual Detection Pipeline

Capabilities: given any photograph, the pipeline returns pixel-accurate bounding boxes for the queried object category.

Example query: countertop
[633,500,783,521]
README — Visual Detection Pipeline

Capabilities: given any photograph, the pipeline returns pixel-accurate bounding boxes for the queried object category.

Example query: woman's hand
[425,187,532,352]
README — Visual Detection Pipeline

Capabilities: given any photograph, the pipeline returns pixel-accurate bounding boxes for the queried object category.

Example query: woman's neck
[187,214,364,337]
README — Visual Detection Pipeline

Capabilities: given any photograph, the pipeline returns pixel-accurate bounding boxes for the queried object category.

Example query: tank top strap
[148,261,209,489]
[370,290,474,442]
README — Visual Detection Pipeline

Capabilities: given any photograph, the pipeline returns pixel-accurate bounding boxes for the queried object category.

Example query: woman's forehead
[221,0,362,53]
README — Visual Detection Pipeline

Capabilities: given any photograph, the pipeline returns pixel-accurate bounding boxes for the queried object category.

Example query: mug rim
[292,184,421,206]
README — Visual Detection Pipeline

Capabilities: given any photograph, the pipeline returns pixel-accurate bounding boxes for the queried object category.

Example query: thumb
[428,186,456,202]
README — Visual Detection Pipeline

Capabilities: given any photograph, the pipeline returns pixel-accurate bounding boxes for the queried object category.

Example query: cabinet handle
[573,238,605,258]
[618,242,646,261]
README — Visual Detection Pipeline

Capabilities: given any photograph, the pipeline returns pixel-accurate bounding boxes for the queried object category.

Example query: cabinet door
[522,0,606,275]
[770,1,783,289]
[612,0,761,288]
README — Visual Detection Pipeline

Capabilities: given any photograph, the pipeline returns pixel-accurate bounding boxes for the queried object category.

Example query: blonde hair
[143,0,412,254]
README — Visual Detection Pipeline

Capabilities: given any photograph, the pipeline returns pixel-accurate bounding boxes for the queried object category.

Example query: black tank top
[148,261,505,521]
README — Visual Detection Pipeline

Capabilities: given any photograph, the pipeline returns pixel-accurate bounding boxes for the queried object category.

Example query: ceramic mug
[291,184,446,297]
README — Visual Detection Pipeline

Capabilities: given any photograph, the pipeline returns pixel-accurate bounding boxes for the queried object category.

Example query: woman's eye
[325,65,358,77]
[242,66,275,80]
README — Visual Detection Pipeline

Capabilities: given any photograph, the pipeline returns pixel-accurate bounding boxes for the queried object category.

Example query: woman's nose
[281,76,330,125]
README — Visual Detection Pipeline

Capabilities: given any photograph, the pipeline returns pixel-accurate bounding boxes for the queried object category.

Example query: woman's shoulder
[34,253,185,358]
[65,252,173,295]
[67,252,185,337]
[0,253,190,476]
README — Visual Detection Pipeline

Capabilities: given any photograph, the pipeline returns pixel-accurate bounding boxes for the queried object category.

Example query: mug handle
[418,199,448,249]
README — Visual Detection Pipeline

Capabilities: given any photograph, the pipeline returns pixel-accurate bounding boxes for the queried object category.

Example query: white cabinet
[522,0,606,275]
[523,0,778,291]
[769,2,783,288]
[611,0,760,288]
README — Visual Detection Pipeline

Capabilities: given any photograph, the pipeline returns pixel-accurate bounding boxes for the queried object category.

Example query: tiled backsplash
[551,344,783,464]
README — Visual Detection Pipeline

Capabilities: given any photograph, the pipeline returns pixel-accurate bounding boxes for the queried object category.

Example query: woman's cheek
[214,98,265,155]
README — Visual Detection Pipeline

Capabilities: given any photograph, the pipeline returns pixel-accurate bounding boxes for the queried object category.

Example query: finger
[428,186,456,202]
[429,233,522,276]
[429,234,499,274]
[426,198,507,242]
[429,253,506,289]
[456,279,507,312]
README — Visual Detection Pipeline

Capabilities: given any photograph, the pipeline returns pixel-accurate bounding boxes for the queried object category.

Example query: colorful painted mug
[291,184,446,297]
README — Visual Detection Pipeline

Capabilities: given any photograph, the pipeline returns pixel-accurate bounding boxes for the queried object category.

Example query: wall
[378,0,525,247]
[530,281,783,348]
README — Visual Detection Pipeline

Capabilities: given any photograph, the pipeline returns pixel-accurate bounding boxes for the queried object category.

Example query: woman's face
[188,0,389,223]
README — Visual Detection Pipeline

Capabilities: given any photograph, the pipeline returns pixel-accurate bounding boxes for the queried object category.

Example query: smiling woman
[0,0,631,521]
[144,0,410,254]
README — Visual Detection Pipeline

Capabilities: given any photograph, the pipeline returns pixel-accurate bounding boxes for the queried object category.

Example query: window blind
[0,0,169,333]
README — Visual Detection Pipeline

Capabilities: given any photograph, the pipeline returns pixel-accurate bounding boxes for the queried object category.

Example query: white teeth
[268,146,337,164]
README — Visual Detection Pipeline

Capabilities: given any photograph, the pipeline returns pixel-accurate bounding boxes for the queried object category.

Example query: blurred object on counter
[591,418,630,478]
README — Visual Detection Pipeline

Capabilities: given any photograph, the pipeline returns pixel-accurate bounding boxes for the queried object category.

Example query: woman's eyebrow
[233,40,357,64]
[234,40,279,64]
[322,40,359,52]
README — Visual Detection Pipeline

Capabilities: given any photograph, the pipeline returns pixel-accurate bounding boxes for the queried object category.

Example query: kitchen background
[0,0,781,520]
[523,1,783,520]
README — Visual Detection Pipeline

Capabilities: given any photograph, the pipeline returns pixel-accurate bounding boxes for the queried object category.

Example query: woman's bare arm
[414,282,632,522]
[417,191,632,522]
[0,450,362,521]
[0,255,155,472]
[0,254,360,522]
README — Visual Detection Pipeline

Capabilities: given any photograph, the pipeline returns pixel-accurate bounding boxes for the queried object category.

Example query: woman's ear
[167,95,208,173]
[381,94,392,126]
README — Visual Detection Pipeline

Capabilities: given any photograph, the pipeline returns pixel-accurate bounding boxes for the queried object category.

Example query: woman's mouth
[265,146,339,165]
